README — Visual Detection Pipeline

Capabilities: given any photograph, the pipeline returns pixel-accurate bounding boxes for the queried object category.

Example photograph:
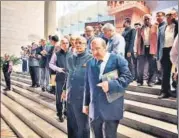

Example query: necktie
[96,60,103,71]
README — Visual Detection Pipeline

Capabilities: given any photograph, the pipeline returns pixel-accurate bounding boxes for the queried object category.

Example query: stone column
[44,1,57,39]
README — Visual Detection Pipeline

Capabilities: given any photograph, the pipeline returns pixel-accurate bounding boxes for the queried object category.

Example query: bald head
[86,26,94,31]
[91,38,106,49]
[85,26,94,38]
[143,14,152,26]
[91,38,107,60]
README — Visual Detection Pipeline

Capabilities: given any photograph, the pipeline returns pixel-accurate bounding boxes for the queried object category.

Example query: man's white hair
[102,23,116,32]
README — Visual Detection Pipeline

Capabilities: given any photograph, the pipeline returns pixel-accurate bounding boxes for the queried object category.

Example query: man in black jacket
[3,54,13,91]
[122,18,136,80]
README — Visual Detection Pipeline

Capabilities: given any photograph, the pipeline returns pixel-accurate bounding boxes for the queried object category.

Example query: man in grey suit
[83,38,132,138]
[102,23,125,56]
[28,42,40,88]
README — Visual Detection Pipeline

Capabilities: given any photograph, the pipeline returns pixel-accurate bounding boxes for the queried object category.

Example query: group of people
[2,9,178,138]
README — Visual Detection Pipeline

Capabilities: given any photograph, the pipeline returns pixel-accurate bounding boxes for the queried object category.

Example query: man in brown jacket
[134,14,158,87]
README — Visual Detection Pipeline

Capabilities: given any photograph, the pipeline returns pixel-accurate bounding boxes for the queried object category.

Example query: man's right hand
[61,91,66,101]
[134,52,137,58]
[83,106,89,115]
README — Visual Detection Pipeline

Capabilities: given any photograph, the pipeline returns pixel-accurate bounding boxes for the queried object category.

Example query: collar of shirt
[124,26,131,31]
[99,52,110,79]
[159,21,165,28]
[109,34,116,41]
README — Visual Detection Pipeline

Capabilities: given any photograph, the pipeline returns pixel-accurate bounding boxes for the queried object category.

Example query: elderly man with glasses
[61,36,92,138]
[49,37,71,122]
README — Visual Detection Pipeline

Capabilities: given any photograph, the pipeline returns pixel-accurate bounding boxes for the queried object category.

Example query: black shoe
[3,88,10,91]
[30,85,35,88]
[158,93,170,99]
[35,84,40,88]
[41,87,45,92]
[58,116,64,122]
[148,83,154,87]
[137,83,143,86]
[155,81,162,85]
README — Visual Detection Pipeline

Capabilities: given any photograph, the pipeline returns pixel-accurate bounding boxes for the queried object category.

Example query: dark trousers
[3,71,11,89]
[49,68,56,93]
[154,61,163,83]
[22,59,27,72]
[29,66,39,86]
[133,56,138,80]
[90,117,119,138]
[161,47,172,95]
[56,81,64,117]
[67,103,90,138]
[137,47,156,84]
[125,53,136,80]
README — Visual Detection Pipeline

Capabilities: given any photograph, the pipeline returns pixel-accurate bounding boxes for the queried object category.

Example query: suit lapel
[103,54,113,75]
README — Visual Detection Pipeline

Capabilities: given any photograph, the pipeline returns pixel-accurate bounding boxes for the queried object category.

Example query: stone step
[11,73,160,95]
[121,112,177,138]
[8,77,177,109]
[125,91,177,109]
[1,84,156,138]
[124,100,177,124]
[1,103,40,138]
[3,82,177,138]
[1,92,67,138]
[1,118,17,138]
[9,80,177,125]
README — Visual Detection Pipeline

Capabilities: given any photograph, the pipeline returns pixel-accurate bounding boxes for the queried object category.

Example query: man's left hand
[127,52,131,57]
[97,81,109,93]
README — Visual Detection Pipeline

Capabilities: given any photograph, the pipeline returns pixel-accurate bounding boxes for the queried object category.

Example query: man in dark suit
[122,18,136,80]
[36,39,48,91]
[83,38,133,138]
[28,43,40,88]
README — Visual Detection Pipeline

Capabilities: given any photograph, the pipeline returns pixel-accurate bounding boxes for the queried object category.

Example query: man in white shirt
[158,12,178,99]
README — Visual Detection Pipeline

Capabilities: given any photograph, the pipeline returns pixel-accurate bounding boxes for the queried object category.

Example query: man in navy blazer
[83,38,133,138]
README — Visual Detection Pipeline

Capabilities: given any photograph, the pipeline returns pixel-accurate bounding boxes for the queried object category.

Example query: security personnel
[3,54,13,91]
[61,36,92,138]
[49,37,70,122]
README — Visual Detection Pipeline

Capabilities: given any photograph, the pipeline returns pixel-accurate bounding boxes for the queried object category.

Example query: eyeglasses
[62,42,69,44]
[75,42,86,45]
[144,18,150,21]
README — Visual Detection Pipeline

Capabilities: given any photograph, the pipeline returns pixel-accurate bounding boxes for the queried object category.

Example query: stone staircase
[0,72,178,138]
